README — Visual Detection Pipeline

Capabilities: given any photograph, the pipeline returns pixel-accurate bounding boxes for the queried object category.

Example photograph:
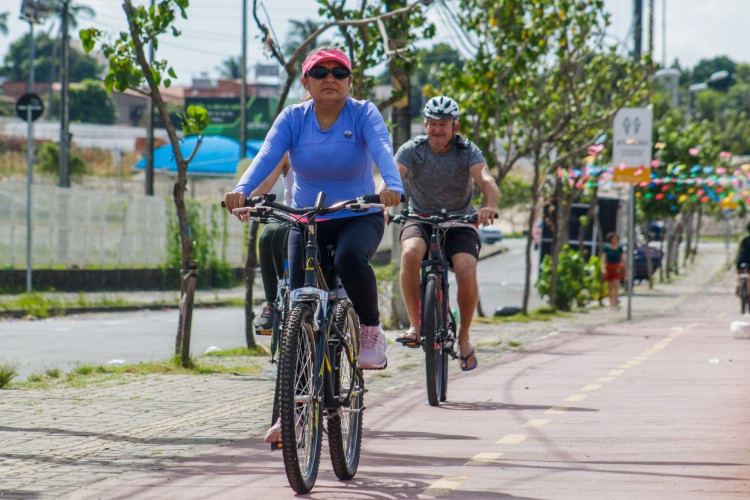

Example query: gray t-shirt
[394,135,485,215]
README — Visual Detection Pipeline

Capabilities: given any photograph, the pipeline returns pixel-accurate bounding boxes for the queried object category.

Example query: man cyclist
[388,95,499,371]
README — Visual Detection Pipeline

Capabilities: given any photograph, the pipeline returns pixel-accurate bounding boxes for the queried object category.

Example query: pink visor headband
[302,49,352,76]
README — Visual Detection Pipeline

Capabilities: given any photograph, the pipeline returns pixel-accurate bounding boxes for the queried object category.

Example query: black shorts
[399,221,481,261]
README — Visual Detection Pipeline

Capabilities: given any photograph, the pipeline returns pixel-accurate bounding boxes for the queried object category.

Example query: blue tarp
[134,136,265,176]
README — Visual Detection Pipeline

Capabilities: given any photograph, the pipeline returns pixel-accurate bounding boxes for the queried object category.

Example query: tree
[215,56,241,79]
[436,0,650,313]
[68,78,118,123]
[0,31,101,82]
[36,142,88,181]
[0,12,9,36]
[81,0,210,368]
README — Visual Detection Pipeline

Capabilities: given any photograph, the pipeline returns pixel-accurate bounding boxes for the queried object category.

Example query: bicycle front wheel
[327,300,364,480]
[742,282,749,314]
[279,303,322,494]
[423,273,445,407]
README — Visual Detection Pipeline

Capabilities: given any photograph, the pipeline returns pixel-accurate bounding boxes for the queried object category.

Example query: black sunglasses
[306,66,352,80]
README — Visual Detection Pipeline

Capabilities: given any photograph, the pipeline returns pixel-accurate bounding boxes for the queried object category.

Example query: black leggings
[288,213,384,326]
[258,221,290,302]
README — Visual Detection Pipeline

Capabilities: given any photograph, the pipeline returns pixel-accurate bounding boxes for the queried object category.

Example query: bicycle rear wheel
[423,273,444,407]
[327,300,364,480]
[279,303,322,494]
[742,282,748,314]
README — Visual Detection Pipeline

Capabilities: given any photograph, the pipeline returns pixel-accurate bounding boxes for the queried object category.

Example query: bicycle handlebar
[223,192,406,220]
[390,210,489,225]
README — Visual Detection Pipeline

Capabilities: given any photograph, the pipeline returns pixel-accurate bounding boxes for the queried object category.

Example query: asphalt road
[0,239,536,378]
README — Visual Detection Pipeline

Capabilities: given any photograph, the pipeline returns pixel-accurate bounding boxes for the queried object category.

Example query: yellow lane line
[419,476,470,498]
[597,376,615,383]
[496,434,528,444]
[581,384,602,391]
[465,452,504,466]
[545,405,571,414]
[522,419,550,428]
[609,369,626,375]
[565,394,588,402]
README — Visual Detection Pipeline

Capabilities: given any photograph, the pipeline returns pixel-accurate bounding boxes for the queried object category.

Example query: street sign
[613,166,652,183]
[613,107,653,171]
[16,93,45,122]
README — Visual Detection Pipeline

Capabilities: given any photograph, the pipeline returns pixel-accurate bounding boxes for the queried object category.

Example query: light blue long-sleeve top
[234,97,404,219]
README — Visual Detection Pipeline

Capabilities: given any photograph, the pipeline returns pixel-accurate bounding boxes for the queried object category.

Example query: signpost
[613,107,653,320]
[16,93,45,294]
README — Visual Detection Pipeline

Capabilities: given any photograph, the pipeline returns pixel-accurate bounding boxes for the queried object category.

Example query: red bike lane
[80,276,750,499]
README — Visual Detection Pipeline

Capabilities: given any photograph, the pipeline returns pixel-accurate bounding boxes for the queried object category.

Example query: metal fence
[0,181,247,269]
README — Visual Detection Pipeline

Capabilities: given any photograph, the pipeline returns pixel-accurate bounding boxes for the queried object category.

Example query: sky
[1,0,748,87]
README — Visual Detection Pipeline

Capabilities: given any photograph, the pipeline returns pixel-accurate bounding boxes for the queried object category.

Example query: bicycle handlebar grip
[221,193,276,208]
[361,193,406,204]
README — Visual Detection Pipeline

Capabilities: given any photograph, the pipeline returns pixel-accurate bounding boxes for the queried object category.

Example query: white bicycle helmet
[423,96,460,120]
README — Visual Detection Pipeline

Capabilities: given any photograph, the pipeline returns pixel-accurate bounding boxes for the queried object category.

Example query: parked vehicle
[478,225,503,244]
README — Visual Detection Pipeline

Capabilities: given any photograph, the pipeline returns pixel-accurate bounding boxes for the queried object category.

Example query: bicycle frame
[420,225,456,354]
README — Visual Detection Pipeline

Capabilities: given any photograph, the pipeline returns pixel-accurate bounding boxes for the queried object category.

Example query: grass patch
[202,346,269,357]
[10,348,266,389]
[0,362,18,388]
[0,292,130,317]
[475,305,570,324]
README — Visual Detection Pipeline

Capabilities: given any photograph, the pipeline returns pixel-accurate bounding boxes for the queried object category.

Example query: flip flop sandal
[459,349,478,371]
[395,327,422,348]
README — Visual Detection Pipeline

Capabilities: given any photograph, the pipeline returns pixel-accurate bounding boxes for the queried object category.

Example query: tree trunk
[548,177,563,309]
[522,152,542,315]
[692,205,703,264]
[175,262,197,366]
[683,209,694,266]
[244,220,260,348]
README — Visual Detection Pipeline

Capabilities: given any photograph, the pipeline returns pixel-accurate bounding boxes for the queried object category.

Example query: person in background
[734,222,750,296]
[602,231,627,310]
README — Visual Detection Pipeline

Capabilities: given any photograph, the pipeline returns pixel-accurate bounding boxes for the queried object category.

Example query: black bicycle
[391,209,478,407]
[230,192,384,494]
[739,263,749,314]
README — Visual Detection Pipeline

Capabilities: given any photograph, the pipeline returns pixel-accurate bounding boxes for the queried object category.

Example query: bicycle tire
[423,273,443,407]
[742,281,748,314]
[327,300,364,480]
[279,303,322,494]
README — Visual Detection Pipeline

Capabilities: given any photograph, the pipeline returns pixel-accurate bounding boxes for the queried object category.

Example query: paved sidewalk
[0,242,736,499]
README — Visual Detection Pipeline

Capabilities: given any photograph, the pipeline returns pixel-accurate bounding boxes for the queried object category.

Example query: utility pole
[145,0,155,195]
[239,0,247,159]
[59,0,70,187]
[633,0,643,61]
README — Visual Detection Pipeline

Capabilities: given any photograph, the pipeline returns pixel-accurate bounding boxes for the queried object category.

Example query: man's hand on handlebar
[477,206,498,226]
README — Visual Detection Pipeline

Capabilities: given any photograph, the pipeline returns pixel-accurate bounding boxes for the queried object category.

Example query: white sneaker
[359,323,387,370]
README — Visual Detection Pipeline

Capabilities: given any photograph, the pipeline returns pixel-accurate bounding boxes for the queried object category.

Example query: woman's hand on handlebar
[379,189,402,208]
[223,192,246,214]
[477,206,498,226]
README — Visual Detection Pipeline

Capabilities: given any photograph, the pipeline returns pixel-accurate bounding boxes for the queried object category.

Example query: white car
[478,225,503,244]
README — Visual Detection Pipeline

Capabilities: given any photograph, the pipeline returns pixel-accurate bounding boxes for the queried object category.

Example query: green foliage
[0,362,18,388]
[36,142,89,181]
[1,31,103,82]
[582,255,605,304]
[180,106,210,136]
[497,174,531,210]
[166,200,238,289]
[536,245,591,311]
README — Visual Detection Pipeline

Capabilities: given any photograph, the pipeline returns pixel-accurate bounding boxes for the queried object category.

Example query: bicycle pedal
[270,441,282,451]
[255,329,272,336]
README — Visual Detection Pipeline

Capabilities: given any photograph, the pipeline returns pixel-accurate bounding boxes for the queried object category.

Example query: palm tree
[215,56,242,79]
[283,19,324,60]
[0,12,9,36]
